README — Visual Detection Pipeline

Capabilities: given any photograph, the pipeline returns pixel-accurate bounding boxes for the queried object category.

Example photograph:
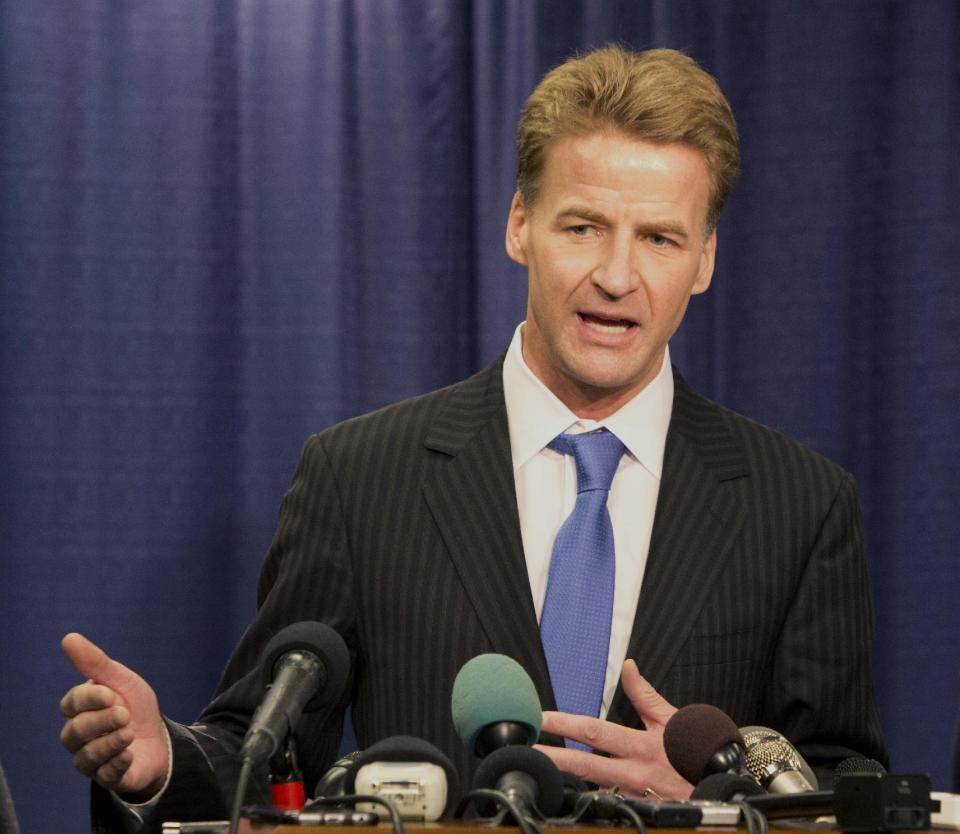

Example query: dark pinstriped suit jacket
[100,356,887,829]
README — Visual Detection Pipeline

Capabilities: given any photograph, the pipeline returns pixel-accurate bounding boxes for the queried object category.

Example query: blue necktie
[540,428,625,747]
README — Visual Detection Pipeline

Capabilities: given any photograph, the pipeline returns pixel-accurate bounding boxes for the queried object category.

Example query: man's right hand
[59,633,170,802]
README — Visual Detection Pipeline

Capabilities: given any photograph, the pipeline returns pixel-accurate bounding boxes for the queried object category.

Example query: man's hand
[535,660,693,800]
[59,633,170,801]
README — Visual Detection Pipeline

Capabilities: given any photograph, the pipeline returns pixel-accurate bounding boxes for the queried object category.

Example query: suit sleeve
[92,434,358,833]
[761,472,888,784]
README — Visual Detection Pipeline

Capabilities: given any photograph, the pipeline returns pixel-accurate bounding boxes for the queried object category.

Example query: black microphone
[472,744,564,818]
[834,756,887,779]
[240,622,350,765]
[313,750,362,798]
[694,772,767,801]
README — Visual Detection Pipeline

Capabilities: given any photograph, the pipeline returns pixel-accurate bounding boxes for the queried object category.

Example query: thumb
[61,632,138,695]
[622,660,676,730]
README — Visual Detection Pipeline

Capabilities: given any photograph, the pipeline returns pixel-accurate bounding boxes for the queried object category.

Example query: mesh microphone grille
[744,739,802,782]
[741,727,779,749]
[835,756,887,777]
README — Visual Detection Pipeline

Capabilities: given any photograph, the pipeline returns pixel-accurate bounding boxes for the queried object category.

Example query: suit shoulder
[673,374,853,492]
[303,357,504,463]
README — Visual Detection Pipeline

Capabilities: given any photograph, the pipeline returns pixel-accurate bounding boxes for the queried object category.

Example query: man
[60,46,887,828]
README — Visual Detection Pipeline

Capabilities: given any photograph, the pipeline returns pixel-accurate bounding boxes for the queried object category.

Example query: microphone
[340,735,460,821]
[451,653,542,755]
[240,622,350,765]
[472,744,564,818]
[663,704,754,785]
[741,726,817,794]
[313,750,362,798]
[451,654,563,818]
[835,756,887,779]
[693,772,767,802]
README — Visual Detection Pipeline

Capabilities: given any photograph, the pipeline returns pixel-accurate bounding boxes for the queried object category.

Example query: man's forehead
[538,133,707,189]
[534,132,711,223]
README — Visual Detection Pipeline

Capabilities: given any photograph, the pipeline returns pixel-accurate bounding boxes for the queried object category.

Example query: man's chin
[553,363,658,411]
[564,359,658,396]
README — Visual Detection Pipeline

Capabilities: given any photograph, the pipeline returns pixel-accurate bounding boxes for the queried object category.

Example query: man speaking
[59,45,887,828]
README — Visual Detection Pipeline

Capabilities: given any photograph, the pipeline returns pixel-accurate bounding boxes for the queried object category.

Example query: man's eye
[649,234,672,247]
[568,224,594,236]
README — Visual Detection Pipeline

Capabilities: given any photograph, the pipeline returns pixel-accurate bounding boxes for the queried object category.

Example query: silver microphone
[741,726,818,794]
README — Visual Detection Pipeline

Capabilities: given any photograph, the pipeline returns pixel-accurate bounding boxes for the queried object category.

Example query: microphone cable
[228,757,254,834]
[307,793,405,834]
[734,797,768,834]
[456,787,544,834]
[562,790,649,834]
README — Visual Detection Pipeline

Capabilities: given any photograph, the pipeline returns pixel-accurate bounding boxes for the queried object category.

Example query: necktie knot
[548,429,626,494]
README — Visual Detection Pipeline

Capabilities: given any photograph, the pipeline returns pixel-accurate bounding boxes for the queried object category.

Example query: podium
[236,826,829,834]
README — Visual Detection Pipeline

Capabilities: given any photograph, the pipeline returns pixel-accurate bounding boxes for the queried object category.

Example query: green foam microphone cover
[450,653,542,753]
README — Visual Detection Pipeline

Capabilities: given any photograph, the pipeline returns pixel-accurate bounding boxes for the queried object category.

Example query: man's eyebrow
[555,203,698,244]
[556,206,609,224]
[634,220,690,240]
[558,206,692,240]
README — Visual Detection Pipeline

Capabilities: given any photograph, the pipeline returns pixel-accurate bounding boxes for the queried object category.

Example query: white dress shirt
[502,322,674,716]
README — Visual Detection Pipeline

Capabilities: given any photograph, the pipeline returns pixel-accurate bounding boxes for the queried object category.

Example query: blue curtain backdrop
[1,1,958,830]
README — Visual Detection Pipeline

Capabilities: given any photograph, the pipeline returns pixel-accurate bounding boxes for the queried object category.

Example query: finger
[62,633,136,693]
[60,682,117,718]
[534,743,633,789]
[60,705,130,753]
[622,661,676,729]
[95,748,133,789]
[541,710,639,758]
[70,727,135,779]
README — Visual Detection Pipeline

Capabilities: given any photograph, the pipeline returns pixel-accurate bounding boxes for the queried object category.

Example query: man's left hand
[535,660,693,800]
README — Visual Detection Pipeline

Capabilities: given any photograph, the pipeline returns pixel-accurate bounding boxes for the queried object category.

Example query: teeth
[583,315,631,334]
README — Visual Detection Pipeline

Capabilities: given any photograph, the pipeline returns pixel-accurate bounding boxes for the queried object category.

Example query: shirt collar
[502,322,674,479]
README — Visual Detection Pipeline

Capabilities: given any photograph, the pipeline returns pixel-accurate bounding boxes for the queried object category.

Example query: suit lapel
[420,361,751,723]
[421,358,556,710]
[608,371,750,726]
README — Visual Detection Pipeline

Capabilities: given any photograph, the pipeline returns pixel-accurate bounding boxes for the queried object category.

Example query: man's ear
[505,191,528,266]
[692,229,717,295]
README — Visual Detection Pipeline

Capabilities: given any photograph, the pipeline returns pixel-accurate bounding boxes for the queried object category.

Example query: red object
[270,780,306,811]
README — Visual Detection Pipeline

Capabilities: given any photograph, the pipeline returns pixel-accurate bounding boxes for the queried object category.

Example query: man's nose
[592,236,640,298]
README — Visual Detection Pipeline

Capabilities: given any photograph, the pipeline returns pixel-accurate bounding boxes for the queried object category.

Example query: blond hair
[516,45,740,231]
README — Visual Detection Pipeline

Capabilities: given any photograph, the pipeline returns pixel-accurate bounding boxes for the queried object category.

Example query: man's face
[506,130,716,419]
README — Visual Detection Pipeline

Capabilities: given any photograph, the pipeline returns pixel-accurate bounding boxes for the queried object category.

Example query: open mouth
[579,312,636,334]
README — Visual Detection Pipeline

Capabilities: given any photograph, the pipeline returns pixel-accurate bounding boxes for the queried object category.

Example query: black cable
[567,792,598,823]
[308,793,404,834]
[735,799,768,834]
[610,796,650,834]
[545,790,648,834]
[228,757,254,834]
[455,787,542,834]
[742,799,756,834]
